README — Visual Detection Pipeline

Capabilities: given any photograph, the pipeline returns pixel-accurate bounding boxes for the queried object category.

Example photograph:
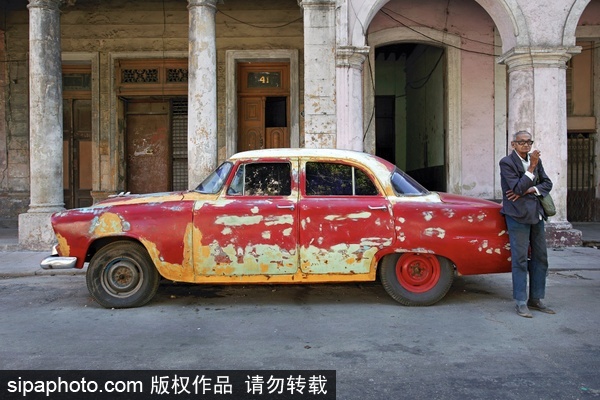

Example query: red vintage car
[41,149,511,308]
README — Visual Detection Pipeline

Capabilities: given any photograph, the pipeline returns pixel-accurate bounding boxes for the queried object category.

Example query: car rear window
[305,162,379,196]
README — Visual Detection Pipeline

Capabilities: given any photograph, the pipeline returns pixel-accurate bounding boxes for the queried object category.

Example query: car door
[299,160,395,275]
[192,160,299,277]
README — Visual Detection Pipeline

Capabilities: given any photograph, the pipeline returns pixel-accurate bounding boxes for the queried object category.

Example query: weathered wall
[1,0,304,226]
[1,4,30,227]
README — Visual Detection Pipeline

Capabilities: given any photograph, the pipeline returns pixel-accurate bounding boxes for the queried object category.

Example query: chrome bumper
[40,246,78,270]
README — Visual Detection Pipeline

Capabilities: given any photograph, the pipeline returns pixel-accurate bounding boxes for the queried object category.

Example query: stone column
[187,0,218,187]
[300,0,337,148]
[336,46,369,151]
[19,0,64,250]
[500,47,582,247]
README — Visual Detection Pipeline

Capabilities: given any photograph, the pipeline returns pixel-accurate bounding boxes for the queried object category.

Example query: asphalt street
[0,241,599,399]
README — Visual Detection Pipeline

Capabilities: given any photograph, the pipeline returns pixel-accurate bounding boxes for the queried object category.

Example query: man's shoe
[515,304,533,318]
[527,299,556,314]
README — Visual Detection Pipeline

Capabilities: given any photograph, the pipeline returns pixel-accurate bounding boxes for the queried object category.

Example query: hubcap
[396,253,441,293]
[102,259,142,296]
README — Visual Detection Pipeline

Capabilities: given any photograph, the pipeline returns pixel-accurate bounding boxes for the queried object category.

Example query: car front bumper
[40,245,77,270]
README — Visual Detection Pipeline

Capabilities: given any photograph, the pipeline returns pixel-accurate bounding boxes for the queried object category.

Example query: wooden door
[238,97,265,151]
[63,99,93,209]
[126,101,171,194]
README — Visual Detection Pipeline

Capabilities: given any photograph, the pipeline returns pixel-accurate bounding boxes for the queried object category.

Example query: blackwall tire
[86,241,159,308]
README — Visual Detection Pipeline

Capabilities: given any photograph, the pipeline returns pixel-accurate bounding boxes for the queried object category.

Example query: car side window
[305,162,379,196]
[227,162,292,196]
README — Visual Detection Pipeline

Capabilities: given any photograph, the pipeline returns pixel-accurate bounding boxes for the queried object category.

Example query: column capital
[299,0,335,9]
[498,46,581,71]
[336,46,370,70]
[187,0,219,11]
[27,0,63,10]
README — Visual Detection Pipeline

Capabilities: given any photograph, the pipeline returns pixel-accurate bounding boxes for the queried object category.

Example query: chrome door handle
[368,205,387,210]
[277,204,295,211]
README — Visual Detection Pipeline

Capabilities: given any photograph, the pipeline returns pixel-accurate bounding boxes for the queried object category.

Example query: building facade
[0,0,598,249]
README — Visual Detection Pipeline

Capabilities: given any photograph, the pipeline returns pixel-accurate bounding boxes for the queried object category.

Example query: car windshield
[194,162,234,194]
[391,167,430,196]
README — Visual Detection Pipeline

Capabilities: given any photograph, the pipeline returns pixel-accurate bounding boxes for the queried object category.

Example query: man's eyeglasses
[514,140,534,146]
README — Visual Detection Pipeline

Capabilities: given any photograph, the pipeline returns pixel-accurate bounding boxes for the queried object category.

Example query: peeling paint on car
[214,215,263,226]
[423,227,446,239]
[56,234,70,256]
[324,212,371,221]
[89,212,130,236]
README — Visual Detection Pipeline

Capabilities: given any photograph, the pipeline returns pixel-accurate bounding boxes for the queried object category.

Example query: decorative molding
[336,46,370,70]
[498,47,582,71]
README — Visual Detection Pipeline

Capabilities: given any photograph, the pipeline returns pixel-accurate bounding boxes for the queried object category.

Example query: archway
[366,27,462,193]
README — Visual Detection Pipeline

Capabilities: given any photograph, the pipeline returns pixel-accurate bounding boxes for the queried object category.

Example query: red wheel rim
[395,253,441,293]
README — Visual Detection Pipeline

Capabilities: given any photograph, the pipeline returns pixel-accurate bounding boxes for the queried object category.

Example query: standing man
[500,131,555,318]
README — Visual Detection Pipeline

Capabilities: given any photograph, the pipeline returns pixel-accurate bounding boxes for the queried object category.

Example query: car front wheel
[380,253,454,306]
[86,241,159,308]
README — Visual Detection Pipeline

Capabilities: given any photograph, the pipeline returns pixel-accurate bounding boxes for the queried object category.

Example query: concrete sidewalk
[0,224,598,278]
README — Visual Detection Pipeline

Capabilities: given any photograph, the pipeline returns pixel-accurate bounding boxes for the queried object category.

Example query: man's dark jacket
[499,150,553,225]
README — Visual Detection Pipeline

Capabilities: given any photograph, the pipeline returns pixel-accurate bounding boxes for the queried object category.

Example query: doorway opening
[62,66,93,209]
[237,62,290,152]
[375,43,447,192]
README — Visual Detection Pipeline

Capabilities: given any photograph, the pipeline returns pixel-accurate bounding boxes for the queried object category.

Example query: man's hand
[528,150,540,171]
[506,189,520,201]
[506,187,537,201]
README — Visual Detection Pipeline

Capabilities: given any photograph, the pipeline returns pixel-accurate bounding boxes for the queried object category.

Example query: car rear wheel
[380,253,454,306]
[86,241,159,308]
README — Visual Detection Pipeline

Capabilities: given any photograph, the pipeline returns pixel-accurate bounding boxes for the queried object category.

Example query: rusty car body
[41,148,512,308]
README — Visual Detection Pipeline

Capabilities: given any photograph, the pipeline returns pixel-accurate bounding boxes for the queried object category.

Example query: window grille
[167,68,188,83]
[172,99,188,191]
[567,132,596,221]
[122,69,159,84]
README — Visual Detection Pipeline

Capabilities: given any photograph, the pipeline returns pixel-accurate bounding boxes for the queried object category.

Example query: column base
[18,212,57,251]
[545,220,582,248]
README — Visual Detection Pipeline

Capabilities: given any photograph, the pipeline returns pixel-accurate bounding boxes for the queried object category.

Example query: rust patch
[143,223,196,282]
[90,212,130,236]
[56,234,71,257]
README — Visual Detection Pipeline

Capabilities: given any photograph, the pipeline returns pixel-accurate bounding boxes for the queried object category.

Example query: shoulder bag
[539,193,556,216]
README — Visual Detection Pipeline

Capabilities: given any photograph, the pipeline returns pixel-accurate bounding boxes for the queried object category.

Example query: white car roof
[231,148,384,165]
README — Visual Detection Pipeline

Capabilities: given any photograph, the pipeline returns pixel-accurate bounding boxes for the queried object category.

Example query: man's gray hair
[512,130,531,141]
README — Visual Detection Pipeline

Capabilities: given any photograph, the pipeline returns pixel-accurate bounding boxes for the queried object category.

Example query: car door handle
[368,205,388,210]
[277,204,295,211]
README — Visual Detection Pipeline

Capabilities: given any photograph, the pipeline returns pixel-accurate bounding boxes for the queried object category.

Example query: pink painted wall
[580,0,600,24]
